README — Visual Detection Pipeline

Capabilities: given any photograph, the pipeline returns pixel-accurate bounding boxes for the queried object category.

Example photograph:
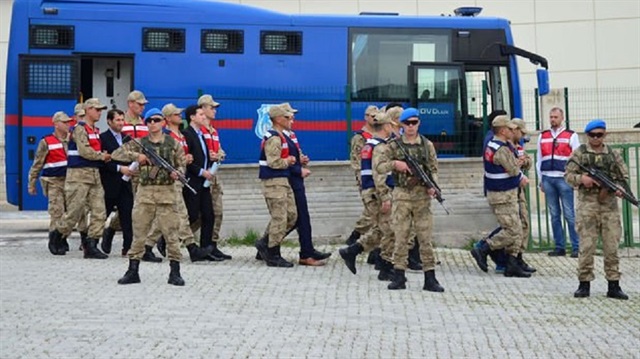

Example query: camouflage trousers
[57,177,105,239]
[210,178,223,242]
[392,188,435,271]
[357,189,394,263]
[576,194,621,282]
[353,172,373,235]
[146,183,196,247]
[130,186,182,262]
[41,177,87,233]
[518,189,530,253]
[262,180,297,247]
[486,190,521,256]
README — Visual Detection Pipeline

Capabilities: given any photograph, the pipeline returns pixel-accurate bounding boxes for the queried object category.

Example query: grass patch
[225,229,260,247]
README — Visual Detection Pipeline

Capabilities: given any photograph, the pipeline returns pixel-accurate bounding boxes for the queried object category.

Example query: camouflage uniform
[349,129,374,235]
[112,135,185,262]
[209,142,225,243]
[516,146,532,252]
[564,144,627,282]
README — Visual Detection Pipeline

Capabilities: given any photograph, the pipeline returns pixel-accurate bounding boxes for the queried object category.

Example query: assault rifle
[568,159,639,207]
[395,139,450,214]
[125,136,197,195]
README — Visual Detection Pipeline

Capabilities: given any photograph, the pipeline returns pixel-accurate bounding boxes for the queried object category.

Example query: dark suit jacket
[99,130,132,199]
[182,125,212,190]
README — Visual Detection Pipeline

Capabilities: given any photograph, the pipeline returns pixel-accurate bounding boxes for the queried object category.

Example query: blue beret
[144,108,163,121]
[400,107,420,122]
[584,119,606,133]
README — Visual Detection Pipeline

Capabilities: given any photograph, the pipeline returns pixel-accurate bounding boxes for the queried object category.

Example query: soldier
[345,105,378,245]
[114,108,187,286]
[254,104,298,267]
[28,112,73,255]
[565,120,629,300]
[339,111,396,280]
[470,115,531,278]
[378,108,444,291]
[49,98,111,259]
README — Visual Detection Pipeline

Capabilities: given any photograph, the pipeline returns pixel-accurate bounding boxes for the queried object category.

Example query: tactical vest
[138,136,177,186]
[258,130,290,179]
[360,137,394,190]
[392,135,431,189]
[575,144,621,192]
[41,135,67,177]
[68,122,102,168]
[484,139,521,191]
[539,129,574,175]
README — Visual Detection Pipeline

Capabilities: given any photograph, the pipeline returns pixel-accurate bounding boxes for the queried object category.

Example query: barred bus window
[143,28,185,52]
[29,25,74,49]
[21,58,78,98]
[201,30,244,53]
[260,31,302,55]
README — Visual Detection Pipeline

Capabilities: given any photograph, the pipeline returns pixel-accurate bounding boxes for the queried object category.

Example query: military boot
[79,231,88,251]
[266,246,294,268]
[368,247,381,267]
[377,259,394,281]
[345,230,361,246]
[255,234,270,262]
[387,269,407,290]
[408,241,422,271]
[101,228,115,254]
[504,255,531,278]
[187,243,212,262]
[48,230,63,255]
[61,235,70,252]
[423,270,445,292]
[606,281,629,300]
[141,245,162,263]
[339,242,364,274]
[517,253,536,273]
[117,259,141,284]
[84,238,108,259]
[573,281,590,298]
[470,240,491,272]
[168,260,185,286]
[156,236,167,257]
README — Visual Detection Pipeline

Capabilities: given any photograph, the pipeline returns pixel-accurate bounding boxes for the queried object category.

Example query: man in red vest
[536,107,581,257]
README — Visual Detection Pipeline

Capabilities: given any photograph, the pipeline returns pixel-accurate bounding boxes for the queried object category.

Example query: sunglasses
[403,120,419,126]
[587,132,604,138]
[147,117,164,123]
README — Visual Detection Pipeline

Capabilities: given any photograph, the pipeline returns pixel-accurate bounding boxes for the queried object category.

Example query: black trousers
[104,188,134,251]
[183,187,214,248]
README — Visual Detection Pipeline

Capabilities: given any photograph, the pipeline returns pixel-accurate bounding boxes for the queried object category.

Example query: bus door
[408,62,468,156]
[18,55,80,210]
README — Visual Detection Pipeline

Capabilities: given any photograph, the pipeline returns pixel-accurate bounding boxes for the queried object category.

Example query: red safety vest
[539,129,574,174]
[169,130,189,155]
[41,135,67,177]
[122,117,149,139]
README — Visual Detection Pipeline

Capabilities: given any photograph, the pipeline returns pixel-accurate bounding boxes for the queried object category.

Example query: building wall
[1,0,639,203]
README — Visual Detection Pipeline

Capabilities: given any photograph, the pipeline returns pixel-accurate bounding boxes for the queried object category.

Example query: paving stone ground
[0,218,638,359]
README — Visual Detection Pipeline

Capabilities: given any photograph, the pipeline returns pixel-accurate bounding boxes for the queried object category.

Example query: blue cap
[144,108,163,122]
[584,119,606,133]
[400,107,420,122]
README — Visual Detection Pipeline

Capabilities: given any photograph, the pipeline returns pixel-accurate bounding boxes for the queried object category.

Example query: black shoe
[339,243,364,274]
[204,253,225,262]
[504,255,531,278]
[607,281,629,300]
[266,246,294,268]
[574,281,590,298]
[517,253,537,273]
[423,270,445,292]
[570,250,579,258]
[118,259,141,284]
[548,249,566,257]
[470,240,490,272]
[101,228,115,254]
[368,248,381,266]
[345,230,361,246]
[168,260,185,286]
[48,230,64,255]
[388,269,407,290]
[255,251,263,260]
[310,250,332,261]
[377,259,394,281]
[157,236,167,257]
[84,238,108,259]
[255,235,270,263]
[187,243,212,262]
[211,242,232,260]
[141,245,162,263]
[408,241,422,271]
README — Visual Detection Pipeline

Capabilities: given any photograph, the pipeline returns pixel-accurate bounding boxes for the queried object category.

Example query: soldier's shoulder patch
[361,144,373,160]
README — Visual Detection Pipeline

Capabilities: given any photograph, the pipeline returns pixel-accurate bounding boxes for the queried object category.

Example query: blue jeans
[542,176,580,251]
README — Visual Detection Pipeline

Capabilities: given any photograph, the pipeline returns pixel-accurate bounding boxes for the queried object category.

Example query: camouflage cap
[268,104,293,119]
[197,94,220,108]
[84,98,107,110]
[162,103,184,118]
[280,102,298,113]
[385,106,403,126]
[492,115,517,129]
[52,111,71,123]
[510,118,528,134]
[127,90,148,104]
[365,105,378,116]
[74,103,85,117]
[372,111,392,125]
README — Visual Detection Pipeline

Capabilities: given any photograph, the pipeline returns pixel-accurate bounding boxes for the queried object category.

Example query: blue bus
[5,0,548,209]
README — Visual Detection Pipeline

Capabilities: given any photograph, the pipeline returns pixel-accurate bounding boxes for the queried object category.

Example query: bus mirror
[537,68,549,96]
